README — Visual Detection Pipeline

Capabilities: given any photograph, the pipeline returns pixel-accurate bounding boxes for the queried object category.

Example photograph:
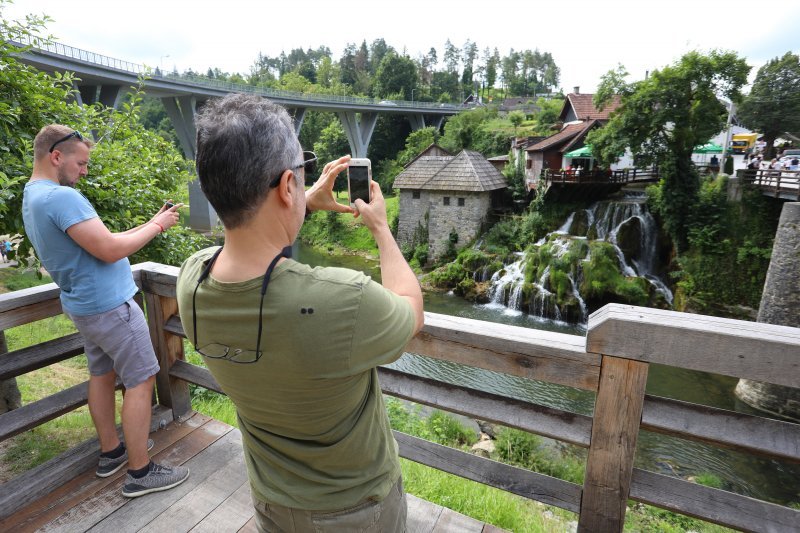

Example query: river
[295,242,800,507]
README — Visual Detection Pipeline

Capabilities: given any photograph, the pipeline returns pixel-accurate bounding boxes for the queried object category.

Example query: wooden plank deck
[1,412,506,532]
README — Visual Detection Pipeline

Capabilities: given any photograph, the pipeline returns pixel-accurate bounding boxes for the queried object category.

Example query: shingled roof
[393,150,507,192]
[526,121,596,152]
[560,93,621,121]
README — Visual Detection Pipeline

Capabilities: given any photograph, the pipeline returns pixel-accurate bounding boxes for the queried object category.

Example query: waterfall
[485,190,673,324]
[592,193,673,304]
[486,253,525,315]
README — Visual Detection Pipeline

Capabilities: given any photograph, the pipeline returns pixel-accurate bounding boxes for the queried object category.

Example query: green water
[295,242,800,506]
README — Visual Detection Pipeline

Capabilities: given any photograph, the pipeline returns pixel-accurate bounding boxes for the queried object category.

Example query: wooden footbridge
[1,263,799,532]
[738,169,800,201]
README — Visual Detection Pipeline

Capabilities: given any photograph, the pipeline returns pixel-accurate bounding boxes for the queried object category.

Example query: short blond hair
[33,124,94,160]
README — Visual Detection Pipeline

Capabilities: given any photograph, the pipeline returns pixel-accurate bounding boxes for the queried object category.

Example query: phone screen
[349,165,370,204]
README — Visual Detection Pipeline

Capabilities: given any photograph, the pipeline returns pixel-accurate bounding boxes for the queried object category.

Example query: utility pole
[721,100,735,171]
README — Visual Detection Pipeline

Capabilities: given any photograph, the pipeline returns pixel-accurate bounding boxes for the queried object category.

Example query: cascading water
[485,190,673,324]
[595,193,673,304]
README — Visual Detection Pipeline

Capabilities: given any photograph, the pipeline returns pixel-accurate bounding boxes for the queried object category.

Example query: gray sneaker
[96,439,155,478]
[122,462,190,498]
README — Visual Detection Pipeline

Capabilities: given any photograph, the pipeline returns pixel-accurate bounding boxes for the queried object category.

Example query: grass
[299,191,399,257]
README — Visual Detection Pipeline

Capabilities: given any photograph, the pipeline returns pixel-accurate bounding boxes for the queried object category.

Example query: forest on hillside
[164,38,561,105]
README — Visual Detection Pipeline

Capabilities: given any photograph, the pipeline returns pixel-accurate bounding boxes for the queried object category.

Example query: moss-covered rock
[616,216,642,265]
[568,209,591,237]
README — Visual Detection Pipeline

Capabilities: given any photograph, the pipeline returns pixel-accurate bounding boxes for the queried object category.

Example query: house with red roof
[523,88,630,187]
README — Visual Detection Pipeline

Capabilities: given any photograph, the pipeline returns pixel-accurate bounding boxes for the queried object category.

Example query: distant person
[22,124,189,498]
[176,94,424,532]
[789,157,800,171]
[4,240,12,261]
[0,240,7,262]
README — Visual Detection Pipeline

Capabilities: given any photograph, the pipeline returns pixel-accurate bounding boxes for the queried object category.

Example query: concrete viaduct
[13,37,462,229]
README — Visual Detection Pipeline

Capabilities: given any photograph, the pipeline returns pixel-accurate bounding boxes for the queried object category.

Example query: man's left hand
[305,155,355,215]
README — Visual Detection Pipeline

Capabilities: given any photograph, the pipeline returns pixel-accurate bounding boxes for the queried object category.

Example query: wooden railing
[1,263,799,532]
[738,168,800,201]
[531,168,660,190]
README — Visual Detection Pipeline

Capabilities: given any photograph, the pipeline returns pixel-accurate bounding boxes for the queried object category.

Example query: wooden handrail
[1,264,798,532]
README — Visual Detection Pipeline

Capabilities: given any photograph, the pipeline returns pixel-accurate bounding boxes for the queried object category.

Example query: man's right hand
[152,203,183,231]
[354,181,388,236]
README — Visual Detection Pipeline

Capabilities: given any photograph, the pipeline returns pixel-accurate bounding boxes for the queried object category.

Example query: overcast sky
[6,0,799,94]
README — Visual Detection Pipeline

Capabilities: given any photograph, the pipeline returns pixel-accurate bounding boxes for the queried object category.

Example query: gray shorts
[68,298,160,389]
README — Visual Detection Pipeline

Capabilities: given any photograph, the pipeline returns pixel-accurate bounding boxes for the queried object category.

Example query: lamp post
[160,55,170,74]
[411,88,415,102]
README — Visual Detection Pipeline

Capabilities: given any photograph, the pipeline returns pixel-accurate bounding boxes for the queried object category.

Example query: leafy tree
[431,70,459,102]
[440,107,508,156]
[738,52,800,157]
[587,51,750,250]
[369,39,392,75]
[508,111,525,136]
[339,43,358,86]
[485,48,500,97]
[373,52,418,99]
[443,39,460,74]
[533,96,564,134]
[0,2,206,267]
[313,121,350,193]
[375,127,439,193]
[503,147,527,202]
[461,40,478,96]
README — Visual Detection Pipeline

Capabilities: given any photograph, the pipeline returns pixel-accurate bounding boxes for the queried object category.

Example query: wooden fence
[1,262,799,532]
[738,168,800,201]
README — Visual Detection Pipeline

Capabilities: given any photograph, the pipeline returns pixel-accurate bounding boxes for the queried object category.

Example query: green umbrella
[693,143,723,154]
[564,145,593,158]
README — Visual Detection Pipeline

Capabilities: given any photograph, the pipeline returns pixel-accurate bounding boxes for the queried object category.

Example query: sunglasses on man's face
[49,131,84,153]
[269,151,318,188]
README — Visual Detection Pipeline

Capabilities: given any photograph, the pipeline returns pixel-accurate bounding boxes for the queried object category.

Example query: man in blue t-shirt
[22,124,189,498]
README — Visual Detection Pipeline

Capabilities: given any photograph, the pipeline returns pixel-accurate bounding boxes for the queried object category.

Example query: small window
[412,190,420,199]
[443,196,450,206]
[458,197,465,207]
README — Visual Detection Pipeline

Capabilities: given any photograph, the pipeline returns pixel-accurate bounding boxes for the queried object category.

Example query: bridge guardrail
[12,35,463,110]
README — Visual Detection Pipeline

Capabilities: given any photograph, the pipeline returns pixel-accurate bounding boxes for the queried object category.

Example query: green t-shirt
[177,247,416,510]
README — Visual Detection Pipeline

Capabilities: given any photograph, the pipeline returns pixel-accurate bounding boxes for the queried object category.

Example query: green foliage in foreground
[0,5,208,267]
[648,175,780,313]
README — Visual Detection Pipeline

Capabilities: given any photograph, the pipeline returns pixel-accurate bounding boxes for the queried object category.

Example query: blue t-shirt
[22,180,138,316]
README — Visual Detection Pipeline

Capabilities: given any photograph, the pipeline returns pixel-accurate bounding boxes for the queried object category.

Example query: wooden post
[144,292,191,420]
[578,355,649,532]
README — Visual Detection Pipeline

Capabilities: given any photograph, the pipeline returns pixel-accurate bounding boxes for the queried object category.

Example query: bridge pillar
[408,114,425,131]
[74,84,125,108]
[425,114,444,131]
[287,108,306,136]
[407,114,445,132]
[188,179,218,233]
[162,96,198,160]
[98,84,124,108]
[337,111,378,158]
[735,202,800,422]
[77,85,98,106]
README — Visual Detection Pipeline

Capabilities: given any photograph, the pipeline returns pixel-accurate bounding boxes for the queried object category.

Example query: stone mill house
[393,145,508,261]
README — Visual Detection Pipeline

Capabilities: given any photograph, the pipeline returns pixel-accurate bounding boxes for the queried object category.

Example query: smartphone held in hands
[347,158,372,207]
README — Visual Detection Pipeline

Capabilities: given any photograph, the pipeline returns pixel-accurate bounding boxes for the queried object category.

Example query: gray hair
[195,94,301,229]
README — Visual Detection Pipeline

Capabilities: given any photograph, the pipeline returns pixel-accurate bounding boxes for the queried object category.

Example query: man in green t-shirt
[176,94,424,532]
